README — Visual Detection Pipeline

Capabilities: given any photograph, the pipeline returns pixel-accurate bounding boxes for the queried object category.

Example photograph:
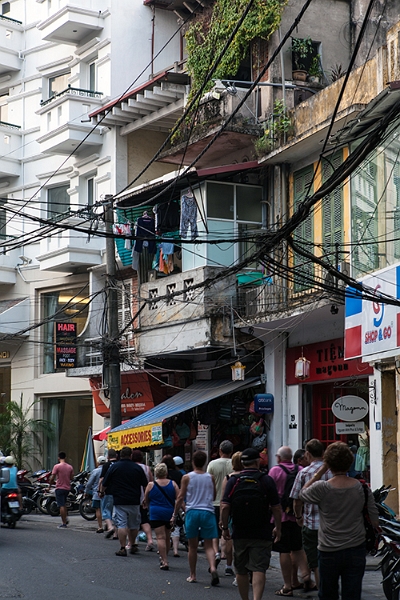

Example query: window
[293,165,314,292]
[42,288,90,374]
[47,185,69,219]
[87,177,94,207]
[321,152,343,259]
[0,197,7,238]
[2,2,10,15]
[48,73,69,99]
[117,280,134,349]
[0,94,8,123]
[89,62,96,91]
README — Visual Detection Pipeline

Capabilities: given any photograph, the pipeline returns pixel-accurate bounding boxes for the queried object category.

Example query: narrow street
[0,513,384,600]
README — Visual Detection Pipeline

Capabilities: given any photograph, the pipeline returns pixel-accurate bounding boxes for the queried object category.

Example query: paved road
[0,513,385,599]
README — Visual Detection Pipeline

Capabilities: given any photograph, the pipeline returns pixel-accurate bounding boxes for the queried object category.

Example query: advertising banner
[55,322,77,369]
[108,422,163,450]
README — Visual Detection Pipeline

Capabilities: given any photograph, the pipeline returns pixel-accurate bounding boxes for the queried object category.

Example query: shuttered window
[117,280,134,352]
[322,152,343,261]
[293,165,314,292]
[351,158,378,276]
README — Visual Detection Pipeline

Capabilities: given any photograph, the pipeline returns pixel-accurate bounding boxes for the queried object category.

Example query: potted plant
[308,55,323,83]
[289,37,313,81]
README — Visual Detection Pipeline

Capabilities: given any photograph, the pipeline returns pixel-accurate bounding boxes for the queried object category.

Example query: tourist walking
[144,462,179,570]
[172,450,219,585]
[85,456,107,533]
[99,448,118,539]
[101,446,148,557]
[299,441,379,600]
[220,447,281,600]
[48,451,74,528]
[132,449,154,551]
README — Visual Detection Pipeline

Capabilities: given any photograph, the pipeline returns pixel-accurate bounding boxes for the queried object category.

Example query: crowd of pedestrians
[49,437,378,600]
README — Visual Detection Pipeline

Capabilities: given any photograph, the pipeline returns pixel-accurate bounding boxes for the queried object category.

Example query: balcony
[0,121,21,177]
[37,5,105,45]
[0,15,22,75]
[36,87,103,154]
[0,239,20,284]
[137,266,236,356]
[37,217,104,272]
[158,86,260,168]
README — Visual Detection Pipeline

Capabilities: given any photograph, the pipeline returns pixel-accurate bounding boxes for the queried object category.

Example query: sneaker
[215,552,221,568]
[232,578,238,587]
[225,566,234,576]
[115,548,127,557]
[58,523,68,529]
[129,544,139,554]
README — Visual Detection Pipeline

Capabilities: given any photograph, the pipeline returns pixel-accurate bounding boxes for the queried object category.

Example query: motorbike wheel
[37,495,50,515]
[21,497,34,515]
[46,499,60,517]
[79,497,96,521]
[382,556,400,600]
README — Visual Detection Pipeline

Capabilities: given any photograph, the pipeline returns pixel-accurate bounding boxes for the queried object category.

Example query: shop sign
[90,373,155,418]
[331,395,369,422]
[55,322,77,369]
[335,421,365,435]
[345,264,400,359]
[108,422,163,450]
[195,423,209,458]
[286,338,373,385]
[254,393,274,414]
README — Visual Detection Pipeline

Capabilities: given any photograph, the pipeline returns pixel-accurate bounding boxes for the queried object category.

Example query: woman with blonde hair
[144,462,179,570]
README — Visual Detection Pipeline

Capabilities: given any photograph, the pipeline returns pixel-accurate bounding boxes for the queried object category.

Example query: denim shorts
[114,504,141,530]
[101,494,114,521]
[55,488,69,507]
[185,509,218,540]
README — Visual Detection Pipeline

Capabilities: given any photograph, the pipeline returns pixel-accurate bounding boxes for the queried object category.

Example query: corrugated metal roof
[110,377,261,432]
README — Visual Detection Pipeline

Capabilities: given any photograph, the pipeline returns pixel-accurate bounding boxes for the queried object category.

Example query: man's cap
[173,456,184,466]
[97,456,107,464]
[241,448,260,462]
[5,455,15,465]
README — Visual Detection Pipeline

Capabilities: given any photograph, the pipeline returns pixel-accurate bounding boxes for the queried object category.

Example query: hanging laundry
[132,250,140,272]
[180,191,198,240]
[134,212,156,254]
[154,201,180,234]
[113,222,132,250]
[160,241,175,256]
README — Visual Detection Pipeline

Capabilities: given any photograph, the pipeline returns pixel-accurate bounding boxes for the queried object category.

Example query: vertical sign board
[55,322,77,369]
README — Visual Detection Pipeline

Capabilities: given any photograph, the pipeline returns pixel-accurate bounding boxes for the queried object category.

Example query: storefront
[286,338,373,468]
[108,377,266,467]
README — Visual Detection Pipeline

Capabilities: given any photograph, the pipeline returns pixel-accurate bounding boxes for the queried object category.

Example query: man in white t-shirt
[207,440,234,575]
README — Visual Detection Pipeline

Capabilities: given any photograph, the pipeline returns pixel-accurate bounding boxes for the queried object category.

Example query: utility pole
[104,194,121,429]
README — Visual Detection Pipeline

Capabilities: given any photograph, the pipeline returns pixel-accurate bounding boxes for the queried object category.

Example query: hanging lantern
[294,355,310,380]
[231,361,246,381]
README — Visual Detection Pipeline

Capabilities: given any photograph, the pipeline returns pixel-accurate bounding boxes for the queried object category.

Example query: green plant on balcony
[254,99,292,157]
[308,55,323,82]
[289,36,313,80]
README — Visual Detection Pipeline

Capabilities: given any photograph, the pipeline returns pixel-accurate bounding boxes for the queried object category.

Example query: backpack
[228,470,271,529]
[278,464,299,515]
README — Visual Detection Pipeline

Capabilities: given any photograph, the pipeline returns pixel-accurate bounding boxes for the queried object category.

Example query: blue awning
[110,377,261,433]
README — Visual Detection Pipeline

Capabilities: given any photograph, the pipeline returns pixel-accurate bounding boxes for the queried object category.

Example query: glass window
[42,288,90,374]
[49,73,69,98]
[236,185,262,221]
[207,219,235,268]
[87,178,94,207]
[89,63,96,91]
[0,94,8,123]
[48,185,69,219]
[2,3,10,15]
[238,223,262,267]
[207,182,234,219]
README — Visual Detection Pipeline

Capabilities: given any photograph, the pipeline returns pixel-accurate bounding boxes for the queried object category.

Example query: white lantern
[294,356,310,380]
[231,361,246,381]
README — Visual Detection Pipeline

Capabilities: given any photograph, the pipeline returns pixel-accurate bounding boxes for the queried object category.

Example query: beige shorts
[233,539,272,575]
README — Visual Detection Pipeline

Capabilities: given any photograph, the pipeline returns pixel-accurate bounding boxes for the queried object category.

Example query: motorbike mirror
[0,467,10,484]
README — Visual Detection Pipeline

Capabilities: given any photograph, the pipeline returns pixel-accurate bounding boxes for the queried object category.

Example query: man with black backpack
[220,447,281,600]
[269,446,310,596]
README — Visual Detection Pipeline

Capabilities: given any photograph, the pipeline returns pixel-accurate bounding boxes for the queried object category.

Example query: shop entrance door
[312,382,368,446]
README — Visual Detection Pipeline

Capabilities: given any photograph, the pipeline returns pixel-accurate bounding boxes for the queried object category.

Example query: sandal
[186,577,196,583]
[275,588,293,597]
[105,528,115,539]
[96,528,104,534]
[303,580,318,592]
[160,563,169,570]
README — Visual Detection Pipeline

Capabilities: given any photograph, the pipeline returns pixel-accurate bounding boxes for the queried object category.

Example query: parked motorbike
[379,531,400,600]
[1,490,22,528]
[17,468,52,515]
[43,471,96,521]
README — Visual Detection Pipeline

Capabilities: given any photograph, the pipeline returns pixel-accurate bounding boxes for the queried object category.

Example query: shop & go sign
[331,395,369,422]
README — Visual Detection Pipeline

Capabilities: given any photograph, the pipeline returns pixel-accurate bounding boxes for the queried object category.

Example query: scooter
[1,490,22,528]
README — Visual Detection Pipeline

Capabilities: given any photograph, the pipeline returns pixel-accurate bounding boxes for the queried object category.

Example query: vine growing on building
[185,0,288,99]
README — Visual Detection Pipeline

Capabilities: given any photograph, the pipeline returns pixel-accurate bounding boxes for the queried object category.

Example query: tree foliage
[0,395,54,469]
[185,0,287,98]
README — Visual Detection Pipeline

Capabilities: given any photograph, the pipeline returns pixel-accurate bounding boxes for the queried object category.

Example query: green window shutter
[322,152,343,261]
[293,165,314,292]
[351,156,378,276]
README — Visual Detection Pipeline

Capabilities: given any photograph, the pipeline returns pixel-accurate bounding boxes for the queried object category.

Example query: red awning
[93,421,129,441]
[90,371,167,418]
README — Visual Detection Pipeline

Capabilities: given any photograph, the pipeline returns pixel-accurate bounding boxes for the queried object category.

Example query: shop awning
[107,377,261,449]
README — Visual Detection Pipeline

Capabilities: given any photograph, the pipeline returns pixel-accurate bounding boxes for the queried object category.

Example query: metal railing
[0,120,20,129]
[0,14,22,25]
[40,86,103,107]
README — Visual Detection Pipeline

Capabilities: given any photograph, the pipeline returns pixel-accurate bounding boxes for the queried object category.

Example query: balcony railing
[40,86,103,108]
[0,120,20,129]
[0,14,22,25]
